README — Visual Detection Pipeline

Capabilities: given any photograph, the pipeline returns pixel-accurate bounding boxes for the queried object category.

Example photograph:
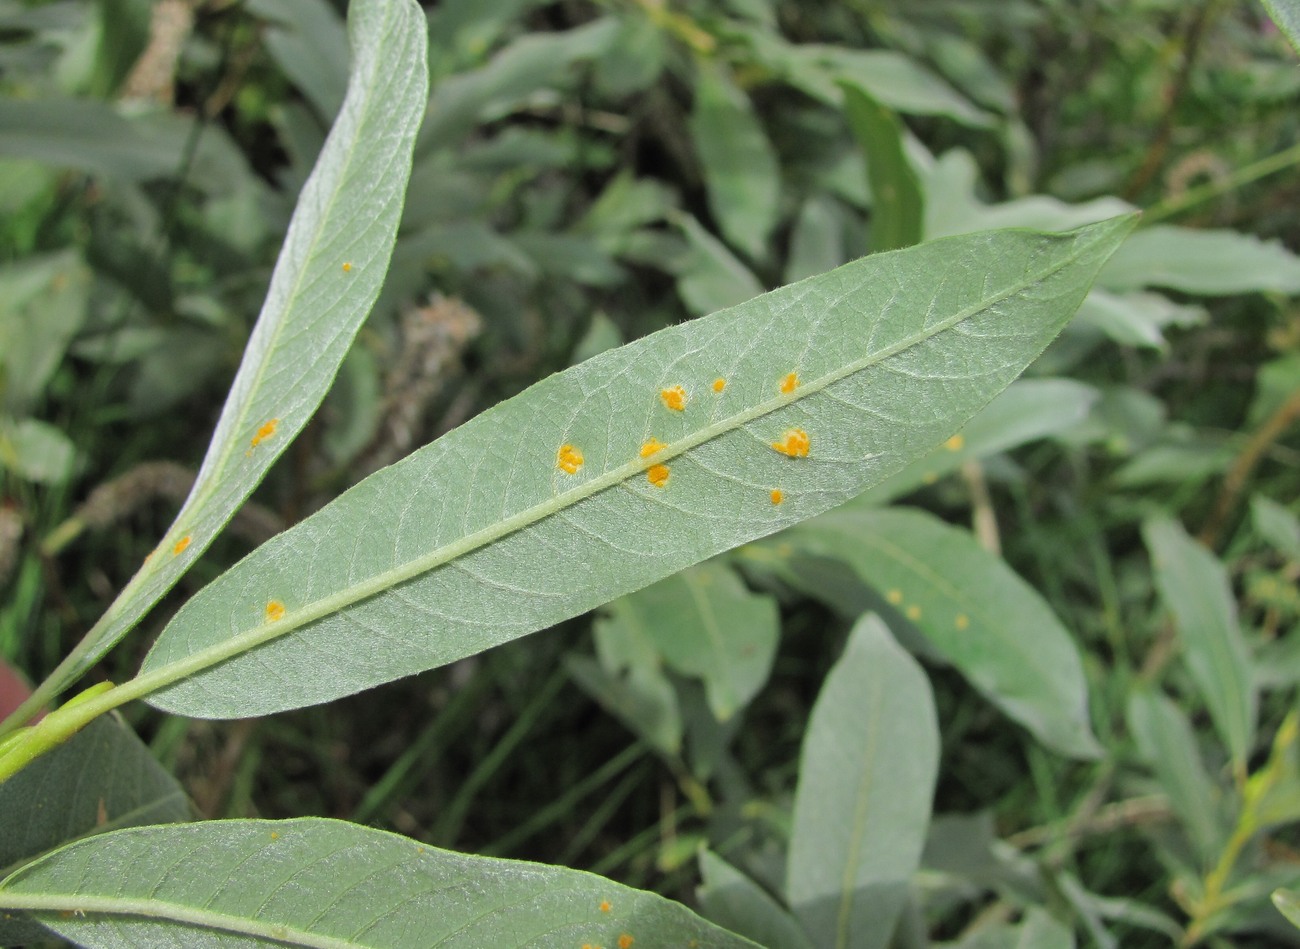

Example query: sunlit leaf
[0,819,759,948]
[786,614,939,949]
[134,217,1134,720]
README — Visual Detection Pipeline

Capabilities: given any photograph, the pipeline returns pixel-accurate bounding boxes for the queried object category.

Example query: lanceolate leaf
[782,507,1101,759]
[137,216,1134,719]
[786,615,939,949]
[0,819,759,948]
[2,0,429,730]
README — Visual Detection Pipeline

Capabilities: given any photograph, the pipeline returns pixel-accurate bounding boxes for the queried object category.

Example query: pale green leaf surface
[1274,888,1300,930]
[689,61,781,260]
[1126,688,1223,865]
[698,850,815,949]
[784,507,1101,758]
[858,378,1098,505]
[841,84,923,252]
[137,217,1134,719]
[1073,288,1205,349]
[0,716,189,945]
[786,614,938,949]
[1143,518,1256,768]
[0,819,759,949]
[955,908,1074,949]
[0,98,181,180]
[605,561,778,721]
[1262,0,1300,55]
[25,0,428,707]
[1099,225,1300,296]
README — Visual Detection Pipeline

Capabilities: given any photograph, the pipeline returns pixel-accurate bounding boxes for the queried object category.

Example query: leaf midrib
[134,237,1094,698]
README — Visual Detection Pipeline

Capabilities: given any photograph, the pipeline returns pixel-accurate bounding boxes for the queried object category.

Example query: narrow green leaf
[0,819,760,948]
[3,0,429,730]
[785,507,1101,759]
[0,98,181,180]
[698,850,815,949]
[784,194,846,284]
[1143,517,1257,769]
[0,418,76,485]
[1126,688,1224,865]
[0,716,189,945]
[841,84,923,252]
[135,217,1135,720]
[786,614,939,949]
[1262,0,1300,56]
[605,562,779,721]
[859,378,1099,505]
[689,61,781,260]
[0,249,89,414]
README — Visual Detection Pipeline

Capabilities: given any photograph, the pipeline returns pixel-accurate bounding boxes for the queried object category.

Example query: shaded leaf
[690,61,781,259]
[1143,518,1256,769]
[786,614,939,949]
[0,716,189,945]
[1073,288,1204,350]
[672,211,765,315]
[841,84,923,252]
[785,507,1101,758]
[0,249,89,414]
[0,819,760,948]
[1126,688,1224,865]
[250,0,350,122]
[0,418,76,485]
[1252,495,1300,561]
[699,850,815,949]
[131,219,1134,720]
[784,194,846,284]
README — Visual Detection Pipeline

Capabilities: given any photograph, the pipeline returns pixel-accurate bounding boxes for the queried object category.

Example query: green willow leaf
[841,83,923,252]
[0,819,759,948]
[137,216,1134,719]
[1263,0,1300,55]
[1,0,429,732]
[786,614,938,949]
[1143,517,1257,770]
[780,507,1101,759]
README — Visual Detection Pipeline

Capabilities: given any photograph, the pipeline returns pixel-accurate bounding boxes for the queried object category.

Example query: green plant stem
[1145,141,1300,224]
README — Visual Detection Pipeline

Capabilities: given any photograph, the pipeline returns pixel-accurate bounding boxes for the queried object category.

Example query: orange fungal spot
[779,372,799,394]
[269,831,280,840]
[712,378,726,393]
[647,464,670,488]
[886,589,904,605]
[251,418,280,448]
[557,444,585,475]
[955,614,970,631]
[771,428,810,458]
[618,935,634,949]
[599,899,612,913]
[770,489,784,505]
[906,604,922,621]
[172,535,191,556]
[945,433,965,452]
[265,600,286,622]
[341,262,352,273]
[639,438,667,458]
[660,385,688,411]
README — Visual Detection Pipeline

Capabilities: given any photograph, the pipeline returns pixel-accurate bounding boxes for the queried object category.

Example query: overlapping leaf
[136,216,1134,719]
[0,819,759,948]
[1,0,429,732]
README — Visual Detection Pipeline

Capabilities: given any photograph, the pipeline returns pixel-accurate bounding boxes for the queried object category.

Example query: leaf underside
[141,216,1135,719]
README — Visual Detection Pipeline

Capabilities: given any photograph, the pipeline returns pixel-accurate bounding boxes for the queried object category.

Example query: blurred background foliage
[2,0,1300,945]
